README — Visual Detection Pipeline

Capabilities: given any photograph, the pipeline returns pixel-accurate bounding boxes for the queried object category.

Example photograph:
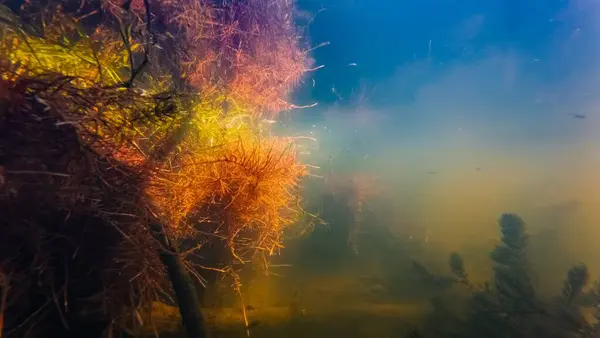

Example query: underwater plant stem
[115,0,152,88]
[231,272,251,337]
[149,222,206,338]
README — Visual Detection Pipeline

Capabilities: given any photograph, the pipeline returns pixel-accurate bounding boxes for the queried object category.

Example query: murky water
[187,1,600,337]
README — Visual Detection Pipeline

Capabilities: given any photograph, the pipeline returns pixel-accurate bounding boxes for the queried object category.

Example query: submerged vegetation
[408,213,600,338]
[0,0,314,336]
[0,1,598,338]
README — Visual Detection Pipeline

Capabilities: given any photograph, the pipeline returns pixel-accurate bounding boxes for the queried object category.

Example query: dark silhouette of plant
[489,214,537,316]
[409,213,596,338]
[563,264,589,304]
[449,252,469,285]
[411,260,454,290]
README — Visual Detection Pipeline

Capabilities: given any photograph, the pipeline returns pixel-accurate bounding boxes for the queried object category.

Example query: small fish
[427,171,436,175]
[569,113,586,119]
[476,167,482,171]
[261,119,277,124]
[348,62,358,67]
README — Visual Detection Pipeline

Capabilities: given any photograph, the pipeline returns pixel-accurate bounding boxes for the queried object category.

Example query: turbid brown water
[146,301,430,338]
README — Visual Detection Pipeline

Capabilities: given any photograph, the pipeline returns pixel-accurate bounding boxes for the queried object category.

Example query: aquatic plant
[488,214,536,313]
[293,191,356,271]
[408,213,597,338]
[324,173,380,255]
[102,0,314,115]
[0,0,313,336]
[562,264,589,304]
[449,252,469,285]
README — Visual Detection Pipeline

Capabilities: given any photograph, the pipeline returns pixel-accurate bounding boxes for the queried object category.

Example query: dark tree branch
[114,0,152,88]
[148,222,206,338]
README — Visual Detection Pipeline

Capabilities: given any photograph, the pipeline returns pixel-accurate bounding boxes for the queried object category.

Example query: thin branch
[5,170,70,177]
[114,0,153,88]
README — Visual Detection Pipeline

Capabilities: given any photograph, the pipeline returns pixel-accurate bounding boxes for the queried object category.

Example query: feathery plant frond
[0,0,313,335]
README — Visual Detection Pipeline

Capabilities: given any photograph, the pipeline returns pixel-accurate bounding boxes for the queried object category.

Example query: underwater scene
[1,0,600,337]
